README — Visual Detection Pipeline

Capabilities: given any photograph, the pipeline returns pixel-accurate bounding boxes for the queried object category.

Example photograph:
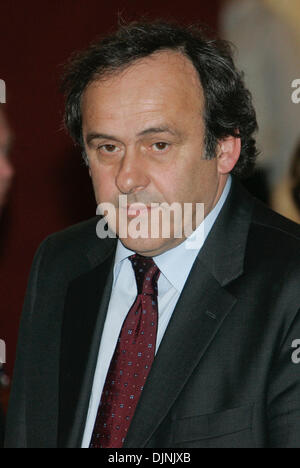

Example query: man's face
[0,110,14,209]
[81,51,227,256]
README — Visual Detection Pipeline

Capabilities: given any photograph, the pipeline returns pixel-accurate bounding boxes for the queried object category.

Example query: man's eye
[152,142,170,152]
[98,144,119,153]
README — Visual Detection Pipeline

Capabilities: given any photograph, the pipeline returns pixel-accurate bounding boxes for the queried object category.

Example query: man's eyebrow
[86,126,181,146]
[86,133,120,146]
[137,126,179,137]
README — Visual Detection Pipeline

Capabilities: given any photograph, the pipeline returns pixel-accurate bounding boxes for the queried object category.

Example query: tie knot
[129,254,160,296]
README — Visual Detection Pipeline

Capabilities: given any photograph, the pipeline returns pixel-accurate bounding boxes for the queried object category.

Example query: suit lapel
[124,179,255,447]
[58,238,117,448]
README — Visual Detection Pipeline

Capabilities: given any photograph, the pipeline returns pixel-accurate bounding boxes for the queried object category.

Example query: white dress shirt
[81,176,232,447]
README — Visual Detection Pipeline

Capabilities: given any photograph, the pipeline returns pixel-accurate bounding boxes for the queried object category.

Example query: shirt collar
[113,176,232,291]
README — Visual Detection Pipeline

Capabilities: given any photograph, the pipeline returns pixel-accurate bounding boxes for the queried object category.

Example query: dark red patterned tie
[89,254,160,448]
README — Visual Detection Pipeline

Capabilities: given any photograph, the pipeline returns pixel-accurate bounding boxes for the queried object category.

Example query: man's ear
[216,135,241,175]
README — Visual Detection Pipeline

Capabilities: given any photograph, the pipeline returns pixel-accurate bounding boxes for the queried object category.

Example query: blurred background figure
[0,105,14,447]
[219,0,300,203]
[0,365,10,447]
[271,140,300,224]
[0,107,14,211]
[264,0,300,45]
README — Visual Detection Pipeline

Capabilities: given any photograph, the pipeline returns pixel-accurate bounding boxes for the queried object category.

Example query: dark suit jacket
[5,178,300,448]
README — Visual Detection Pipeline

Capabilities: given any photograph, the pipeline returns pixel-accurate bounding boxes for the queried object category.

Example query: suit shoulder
[251,197,300,243]
[38,216,99,258]
[46,216,100,246]
[35,216,116,273]
[248,198,300,267]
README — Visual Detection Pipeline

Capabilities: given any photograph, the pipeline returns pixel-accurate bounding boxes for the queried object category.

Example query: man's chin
[118,235,183,257]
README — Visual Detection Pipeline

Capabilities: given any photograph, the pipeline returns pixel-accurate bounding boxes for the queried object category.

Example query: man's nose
[115,148,150,195]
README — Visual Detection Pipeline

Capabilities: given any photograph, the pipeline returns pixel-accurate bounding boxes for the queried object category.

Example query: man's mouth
[126,203,154,217]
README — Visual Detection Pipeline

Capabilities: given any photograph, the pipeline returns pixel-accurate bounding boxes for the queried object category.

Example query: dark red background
[0,0,221,377]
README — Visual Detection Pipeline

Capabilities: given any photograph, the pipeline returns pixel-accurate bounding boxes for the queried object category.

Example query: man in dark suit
[5,21,300,448]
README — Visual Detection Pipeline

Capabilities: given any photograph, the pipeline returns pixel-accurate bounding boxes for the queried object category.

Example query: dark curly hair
[61,20,259,178]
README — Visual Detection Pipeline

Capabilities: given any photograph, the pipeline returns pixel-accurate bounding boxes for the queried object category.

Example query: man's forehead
[117,49,199,79]
[82,50,204,117]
